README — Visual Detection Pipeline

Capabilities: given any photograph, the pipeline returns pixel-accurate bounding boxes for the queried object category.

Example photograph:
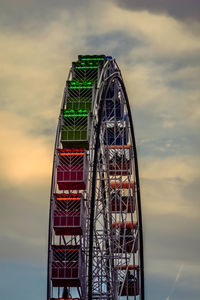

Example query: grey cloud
[142,188,200,299]
[142,208,200,299]
[85,31,145,60]
[0,184,49,262]
[145,214,200,263]
[182,178,200,205]
[138,135,200,157]
[113,0,200,20]
[133,105,200,158]
[0,0,91,31]
[27,116,57,139]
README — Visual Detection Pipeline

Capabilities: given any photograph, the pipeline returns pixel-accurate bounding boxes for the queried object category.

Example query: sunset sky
[0,0,200,299]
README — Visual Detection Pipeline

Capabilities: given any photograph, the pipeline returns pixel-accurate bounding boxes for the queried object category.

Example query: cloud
[84,5,200,132]
[0,2,200,300]
[0,182,49,263]
[0,111,52,185]
[98,5,200,58]
[139,155,200,280]
[0,27,74,116]
[112,0,200,20]
[141,155,200,182]
[140,155,200,219]
[0,0,91,31]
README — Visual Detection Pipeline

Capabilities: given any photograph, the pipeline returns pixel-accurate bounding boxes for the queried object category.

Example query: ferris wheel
[47,55,144,300]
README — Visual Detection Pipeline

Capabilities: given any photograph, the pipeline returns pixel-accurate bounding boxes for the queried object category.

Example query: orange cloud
[0,111,52,185]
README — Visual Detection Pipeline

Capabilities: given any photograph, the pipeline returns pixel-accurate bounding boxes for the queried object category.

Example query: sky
[0,0,200,299]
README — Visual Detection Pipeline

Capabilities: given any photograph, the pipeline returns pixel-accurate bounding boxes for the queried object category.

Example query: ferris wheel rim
[87,70,144,300]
